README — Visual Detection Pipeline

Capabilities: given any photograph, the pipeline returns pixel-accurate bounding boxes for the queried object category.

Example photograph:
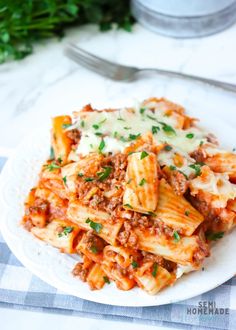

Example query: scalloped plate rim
[0,121,236,307]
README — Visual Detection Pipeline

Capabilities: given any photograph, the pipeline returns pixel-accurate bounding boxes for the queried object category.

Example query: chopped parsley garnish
[85,218,103,233]
[178,170,188,179]
[152,126,160,134]
[46,162,60,171]
[139,178,146,186]
[90,246,98,254]
[97,166,112,181]
[131,261,138,269]
[127,178,132,184]
[158,122,176,136]
[185,210,190,216]
[113,131,118,138]
[113,132,141,142]
[189,163,202,176]
[140,107,146,114]
[78,172,84,177]
[99,118,107,125]
[173,231,180,243]
[49,146,55,160]
[206,231,224,241]
[164,145,172,151]
[148,211,157,217]
[120,136,127,142]
[124,203,133,209]
[140,151,149,160]
[129,133,141,141]
[152,263,158,277]
[93,118,106,130]
[84,177,94,182]
[98,139,105,152]
[58,226,73,237]
[199,141,204,146]
[117,115,125,121]
[169,165,177,171]
[62,176,67,185]
[124,127,131,130]
[186,133,194,139]
[62,123,71,129]
[57,157,62,164]
[146,114,156,121]
[114,132,141,142]
[81,120,85,128]
[95,132,103,136]
[103,276,110,284]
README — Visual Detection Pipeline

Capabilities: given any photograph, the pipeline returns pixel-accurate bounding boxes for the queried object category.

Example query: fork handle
[140,68,236,93]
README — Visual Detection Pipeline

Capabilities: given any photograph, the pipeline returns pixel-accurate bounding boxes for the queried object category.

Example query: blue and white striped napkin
[0,155,235,330]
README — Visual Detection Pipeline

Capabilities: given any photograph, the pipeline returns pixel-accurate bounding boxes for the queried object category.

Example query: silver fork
[65,43,236,93]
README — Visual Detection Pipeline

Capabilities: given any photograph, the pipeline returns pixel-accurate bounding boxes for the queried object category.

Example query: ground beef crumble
[141,251,176,272]
[169,170,189,195]
[66,129,81,146]
[206,133,218,145]
[190,148,207,163]
[75,153,127,217]
[118,221,138,248]
[28,198,49,215]
[83,230,106,253]
[72,263,88,282]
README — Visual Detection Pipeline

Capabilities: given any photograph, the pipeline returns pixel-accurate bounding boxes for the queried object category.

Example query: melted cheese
[157,146,196,178]
[204,144,228,156]
[71,105,208,175]
[190,166,236,208]
[176,264,197,278]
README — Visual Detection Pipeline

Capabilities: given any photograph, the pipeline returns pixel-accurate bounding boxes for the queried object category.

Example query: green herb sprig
[97,166,112,181]
[173,231,180,243]
[0,0,134,64]
[131,261,138,269]
[206,231,224,241]
[152,262,158,277]
[45,162,60,171]
[189,163,204,177]
[85,218,103,233]
[103,276,110,284]
[58,226,74,237]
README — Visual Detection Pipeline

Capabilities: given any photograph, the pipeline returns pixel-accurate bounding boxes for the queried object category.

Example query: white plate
[0,73,236,307]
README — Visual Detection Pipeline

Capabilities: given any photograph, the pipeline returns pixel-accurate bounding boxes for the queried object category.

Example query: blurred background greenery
[0,0,133,63]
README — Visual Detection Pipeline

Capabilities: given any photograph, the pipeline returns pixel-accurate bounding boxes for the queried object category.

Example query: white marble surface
[0,22,236,330]
[0,23,236,152]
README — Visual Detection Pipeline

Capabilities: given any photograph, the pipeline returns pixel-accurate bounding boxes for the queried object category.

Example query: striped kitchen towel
[0,156,235,330]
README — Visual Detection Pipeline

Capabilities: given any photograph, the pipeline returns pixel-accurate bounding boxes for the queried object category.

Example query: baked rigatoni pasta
[152,178,204,236]
[67,201,123,245]
[134,261,173,295]
[31,219,80,253]
[21,97,236,295]
[123,151,159,213]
